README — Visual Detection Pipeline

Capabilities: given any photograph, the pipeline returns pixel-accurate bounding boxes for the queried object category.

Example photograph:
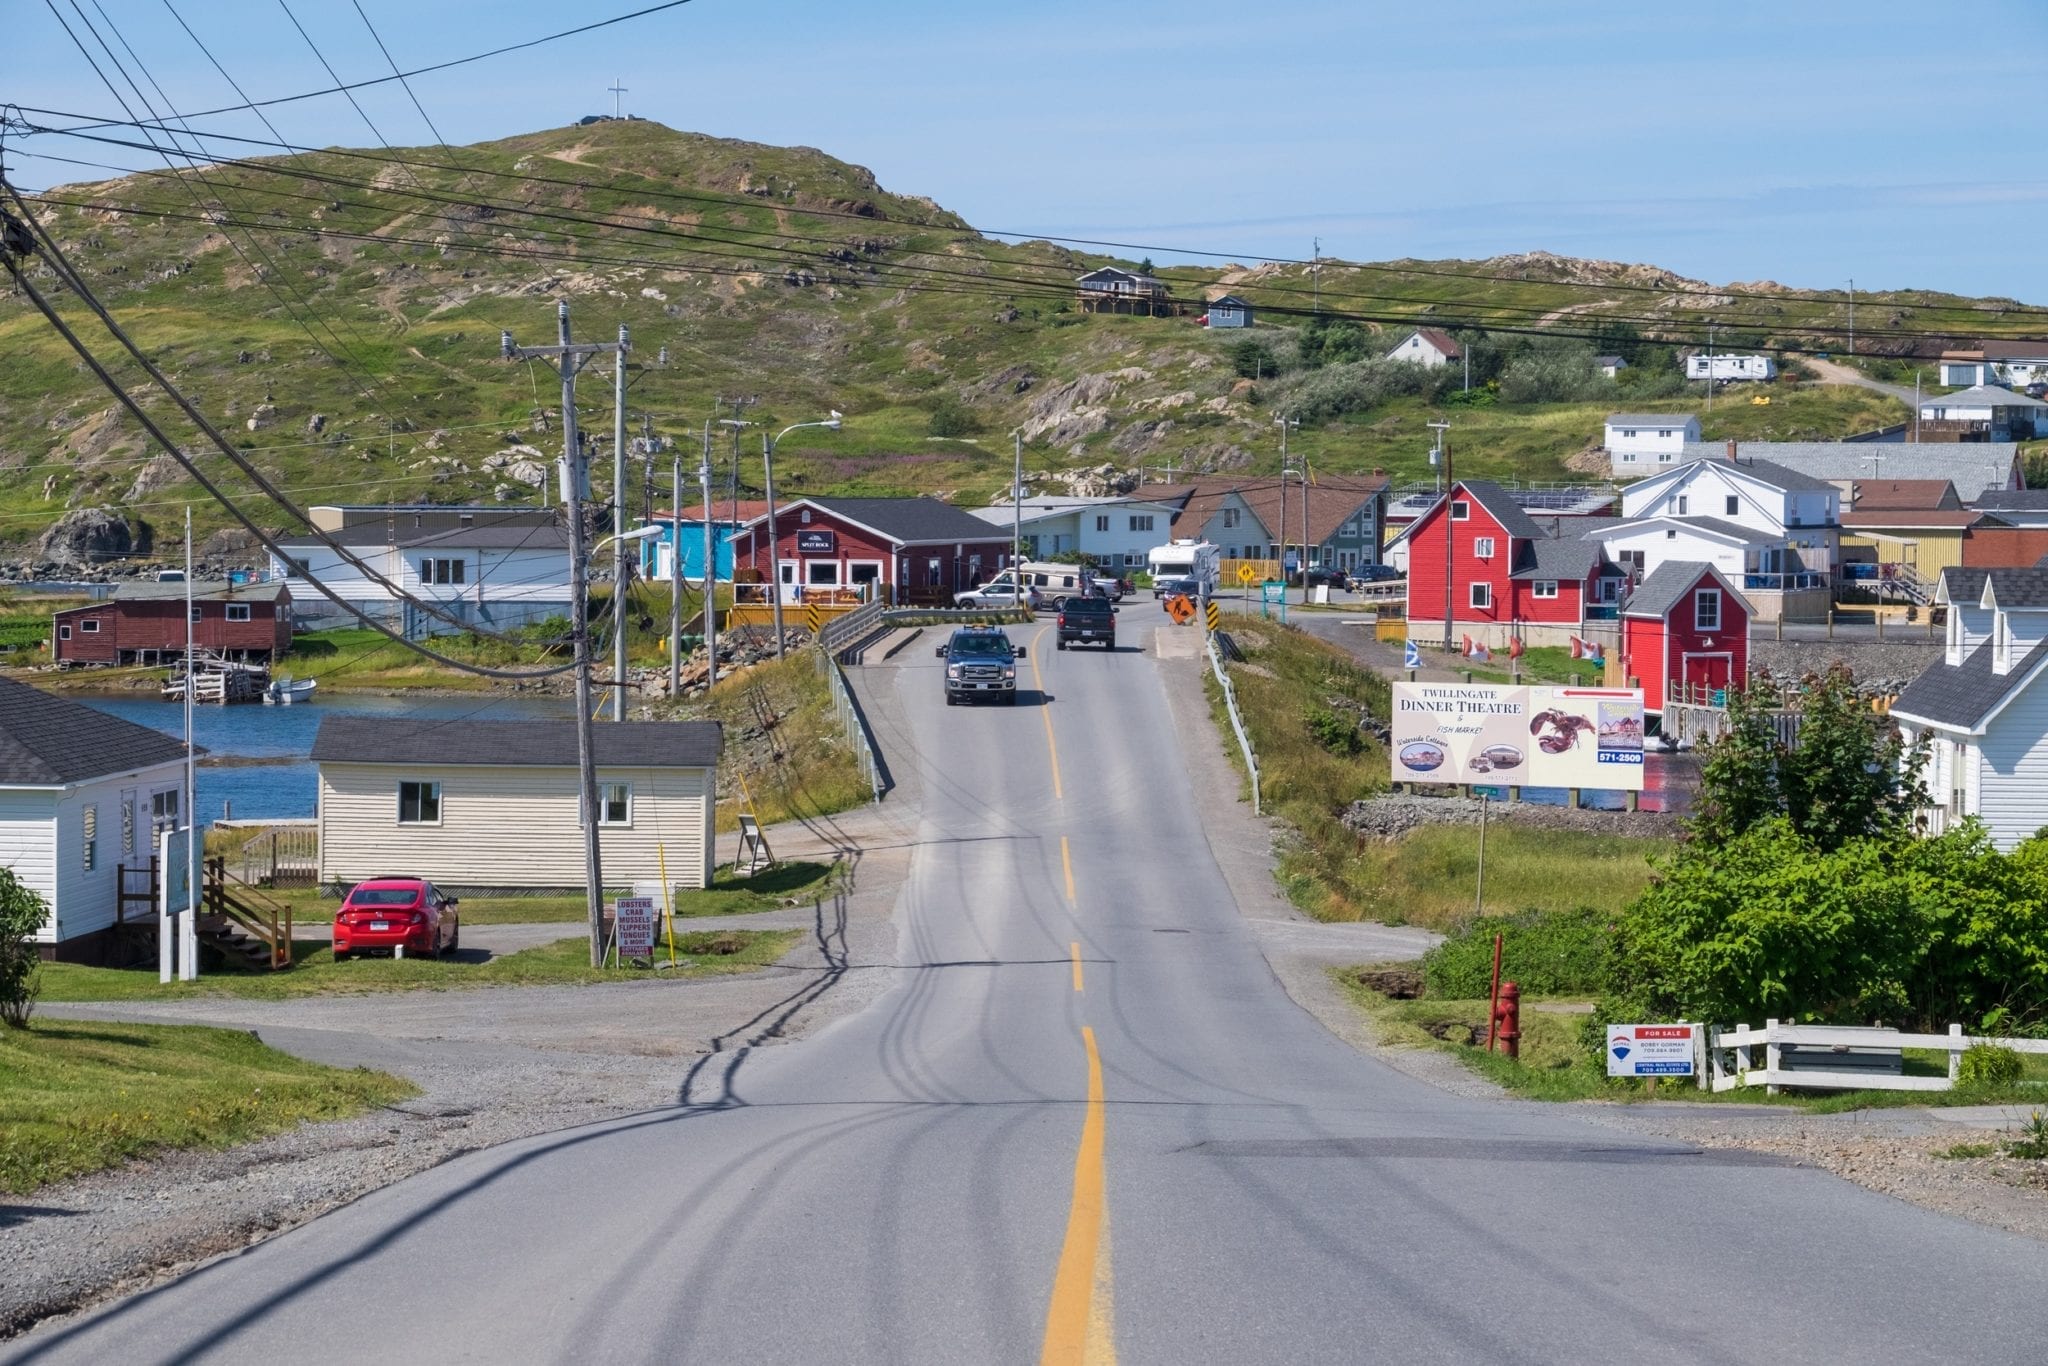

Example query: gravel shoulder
[2,759,921,1338]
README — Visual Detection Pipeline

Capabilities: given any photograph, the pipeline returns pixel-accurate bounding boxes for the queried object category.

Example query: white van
[955,562,1109,609]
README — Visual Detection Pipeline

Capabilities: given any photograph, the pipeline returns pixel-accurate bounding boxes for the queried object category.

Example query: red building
[730,496,1016,604]
[52,581,293,666]
[1396,480,1627,649]
[1620,562,1750,713]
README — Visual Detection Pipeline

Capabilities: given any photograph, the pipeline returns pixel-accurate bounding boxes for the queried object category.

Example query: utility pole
[501,302,623,968]
[1275,415,1297,583]
[1915,369,1922,443]
[1311,237,1320,314]
[611,325,630,721]
[700,431,718,686]
[1705,322,1718,415]
[1847,277,1856,356]
[668,434,684,698]
[1428,419,1453,652]
[1013,431,1024,576]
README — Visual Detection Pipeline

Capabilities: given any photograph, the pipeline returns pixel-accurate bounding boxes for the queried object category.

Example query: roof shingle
[0,677,195,786]
[311,716,721,769]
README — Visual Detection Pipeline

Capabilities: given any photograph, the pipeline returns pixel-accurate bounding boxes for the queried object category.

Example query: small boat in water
[263,675,317,706]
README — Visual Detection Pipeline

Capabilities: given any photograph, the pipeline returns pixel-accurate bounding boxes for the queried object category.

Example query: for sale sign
[1605,1023,1696,1077]
[613,896,657,959]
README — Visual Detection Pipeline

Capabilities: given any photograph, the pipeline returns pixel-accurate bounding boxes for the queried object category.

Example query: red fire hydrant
[1492,981,1522,1061]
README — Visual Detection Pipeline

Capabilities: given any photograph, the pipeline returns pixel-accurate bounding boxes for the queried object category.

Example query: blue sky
[8,0,2047,299]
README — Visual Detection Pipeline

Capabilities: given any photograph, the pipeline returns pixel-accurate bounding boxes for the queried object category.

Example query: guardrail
[816,649,885,804]
[1206,630,1261,814]
[1707,1020,2048,1094]
[817,599,887,656]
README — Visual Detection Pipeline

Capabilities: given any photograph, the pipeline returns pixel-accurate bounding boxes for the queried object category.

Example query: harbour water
[76,692,575,822]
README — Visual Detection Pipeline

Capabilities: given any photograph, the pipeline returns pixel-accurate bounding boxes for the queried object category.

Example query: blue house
[1207,295,1253,329]
[639,500,768,583]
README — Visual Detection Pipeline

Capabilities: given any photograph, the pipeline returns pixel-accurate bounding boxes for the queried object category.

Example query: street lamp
[763,414,843,656]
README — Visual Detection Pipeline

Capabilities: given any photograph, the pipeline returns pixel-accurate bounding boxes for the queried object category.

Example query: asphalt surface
[12,602,2048,1364]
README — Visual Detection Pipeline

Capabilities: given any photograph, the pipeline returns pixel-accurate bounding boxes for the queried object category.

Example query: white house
[1685,353,1777,381]
[312,716,719,893]
[1939,342,2048,389]
[967,495,1182,574]
[1604,412,1701,474]
[270,505,572,637]
[1892,567,2048,848]
[1917,384,2048,442]
[1605,454,1840,620]
[1385,327,1462,369]
[0,677,191,961]
[1595,355,1629,379]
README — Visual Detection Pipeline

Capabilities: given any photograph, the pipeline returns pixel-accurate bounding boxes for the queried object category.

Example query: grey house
[1207,295,1253,329]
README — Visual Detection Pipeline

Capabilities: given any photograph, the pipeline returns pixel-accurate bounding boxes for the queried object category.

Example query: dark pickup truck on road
[937,627,1027,705]
[1056,597,1117,650]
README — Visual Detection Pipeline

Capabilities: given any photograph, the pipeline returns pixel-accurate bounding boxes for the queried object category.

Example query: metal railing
[1206,631,1261,814]
[817,599,887,656]
[816,650,884,804]
[1743,571,1829,591]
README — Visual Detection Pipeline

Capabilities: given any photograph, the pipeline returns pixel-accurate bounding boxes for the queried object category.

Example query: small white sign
[613,896,657,958]
[1606,1024,1696,1077]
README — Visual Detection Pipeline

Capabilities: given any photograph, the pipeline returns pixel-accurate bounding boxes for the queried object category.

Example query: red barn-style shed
[731,496,1016,604]
[51,580,293,666]
[1620,562,1749,713]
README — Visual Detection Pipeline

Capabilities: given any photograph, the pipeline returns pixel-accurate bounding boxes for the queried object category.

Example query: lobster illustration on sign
[1530,708,1597,754]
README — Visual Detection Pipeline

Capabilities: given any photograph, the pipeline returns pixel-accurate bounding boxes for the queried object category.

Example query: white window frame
[1450,500,1471,521]
[1469,582,1493,610]
[80,618,100,633]
[397,780,442,826]
[1474,537,1496,559]
[58,624,71,640]
[1129,514,1154,532]
[189,605,204,623]
[1532,580,1558,599]
[1695,589,1722,633]
[597,782,632,828]
[1676,495,1689,515]
[225,603,252,623]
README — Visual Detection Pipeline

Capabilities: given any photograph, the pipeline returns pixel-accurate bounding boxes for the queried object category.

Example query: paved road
[12,603,2048,1364]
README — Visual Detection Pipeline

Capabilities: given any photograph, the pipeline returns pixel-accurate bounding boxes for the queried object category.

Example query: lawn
[1336,968,2048,1111]
[35,929,801,1002]
[268,860,842,925]
[1350,824,1662,929]
[0,1019,414,1193]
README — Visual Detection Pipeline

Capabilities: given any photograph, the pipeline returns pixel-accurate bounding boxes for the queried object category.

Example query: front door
[778,560,801,605]
[1682,652,1734,696]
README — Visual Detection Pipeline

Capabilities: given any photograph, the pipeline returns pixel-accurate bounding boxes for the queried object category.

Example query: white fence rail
[816,650,884,804]
[1206,631,1260,815]
[1708,1020,2048,1094]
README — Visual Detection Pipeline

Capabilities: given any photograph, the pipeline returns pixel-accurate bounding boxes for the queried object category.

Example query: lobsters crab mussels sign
[1390,682,1645,790]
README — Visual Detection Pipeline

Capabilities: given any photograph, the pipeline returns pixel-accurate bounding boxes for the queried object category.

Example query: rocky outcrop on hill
[33,507,144,565]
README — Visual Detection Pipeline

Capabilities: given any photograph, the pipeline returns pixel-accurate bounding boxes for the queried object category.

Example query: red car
[332,877,460,960]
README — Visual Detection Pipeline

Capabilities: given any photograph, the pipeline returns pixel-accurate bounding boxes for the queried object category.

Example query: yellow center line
[1040,1026,1114,1365]
[1060,835,1077,905]
[1030,624,1062,799]
[1070,941,1083,992]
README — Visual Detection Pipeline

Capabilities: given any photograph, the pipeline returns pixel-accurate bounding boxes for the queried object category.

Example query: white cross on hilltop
[608,78,629,120]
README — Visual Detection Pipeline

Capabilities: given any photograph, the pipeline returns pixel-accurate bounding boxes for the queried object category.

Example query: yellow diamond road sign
[1236,562,1258,585]
[1205,600,1221,633]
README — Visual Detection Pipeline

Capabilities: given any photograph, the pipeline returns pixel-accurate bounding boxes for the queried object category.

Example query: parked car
[2028,382,2048,400]
[936,627,1026,705]
[1347,564,1402,588]
[1303,566,1348,589]
[333,877,460,960]
[1057,597,1117,650]
[1091,574,1128,601]
[955,581,1041,611]
[1153,574,1202,601]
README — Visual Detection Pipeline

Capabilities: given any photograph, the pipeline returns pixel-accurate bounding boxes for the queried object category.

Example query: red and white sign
[1606,1024,1696,1077]
[613,896,657,959]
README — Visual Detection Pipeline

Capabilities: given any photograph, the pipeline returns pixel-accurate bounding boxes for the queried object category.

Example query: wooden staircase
[202,857,294,970]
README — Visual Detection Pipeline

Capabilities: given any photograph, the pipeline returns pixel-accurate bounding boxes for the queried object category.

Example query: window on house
[189,605,203,622]
[598,782,631,826]
[82,804,96,872]
[1659,452,1675,463]
[225,604,252,623]
[58,625,71,640]
[420,558,466,585]
[1450,500,1470,521]
[397,781,441,824]
[1622,429,1638,438]
[1696,590,1722,632]
[1129,514,1154,532]
[1725,496,1739,516]
[1095,515,1110,532]
[1622,452,1637,462]
[807,562,839,586]
[1474,537,1496,558]
[1676,495,1689,515]
[150,788,179,831]
[1469,583,1492,609]
[80,618,100,633]
[1222,508,1240,528]
[1532,580,1558,598]
[1124,553,1143,567]
[1666,529,1678,540]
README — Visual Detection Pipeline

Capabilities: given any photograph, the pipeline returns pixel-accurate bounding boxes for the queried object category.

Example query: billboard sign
[1606,1024,1697,1077]
[1390,682,1644,790]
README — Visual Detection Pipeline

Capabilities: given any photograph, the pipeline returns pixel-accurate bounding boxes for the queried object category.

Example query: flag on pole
[1403,639,1423,670]
[1508,636,1525,660]
[1567,635,1585,659]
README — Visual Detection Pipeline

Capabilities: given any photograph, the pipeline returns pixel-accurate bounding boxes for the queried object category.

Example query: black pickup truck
[1056,597,1117,650]
[937,627,1027,705]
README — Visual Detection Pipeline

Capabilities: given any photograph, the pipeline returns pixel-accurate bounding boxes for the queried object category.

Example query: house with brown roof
[1840,478,1990,595]
[1170,475,1390,578]
[1939,341,2048,389]
[1075,266,1174,317]
[1386,328,1463,369]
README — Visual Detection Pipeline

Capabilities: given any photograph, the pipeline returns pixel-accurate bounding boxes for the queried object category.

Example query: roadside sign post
[158,826,196,983]
[803,603,823,635]
[1605,1024,1697,1080]
[1205,599,1221,634]
[612,896,656,965]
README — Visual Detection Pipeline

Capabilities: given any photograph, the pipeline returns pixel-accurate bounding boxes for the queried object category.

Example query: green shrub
[1304,706,1361,756]
[1422,907,1612,999]
[926,398,980,438]
[1958,1044,2024,1091]
[1230,336,1279,379]
[0,867,47,1028]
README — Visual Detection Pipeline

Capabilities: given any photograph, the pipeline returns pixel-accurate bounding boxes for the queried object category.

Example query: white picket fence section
[1708,1020,2048,1094]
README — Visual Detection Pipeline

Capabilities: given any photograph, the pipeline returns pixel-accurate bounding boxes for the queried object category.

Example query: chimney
[1726,438,1738,463]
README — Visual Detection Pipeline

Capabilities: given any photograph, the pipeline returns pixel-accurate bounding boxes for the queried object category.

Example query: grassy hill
[1,118,2016,553]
